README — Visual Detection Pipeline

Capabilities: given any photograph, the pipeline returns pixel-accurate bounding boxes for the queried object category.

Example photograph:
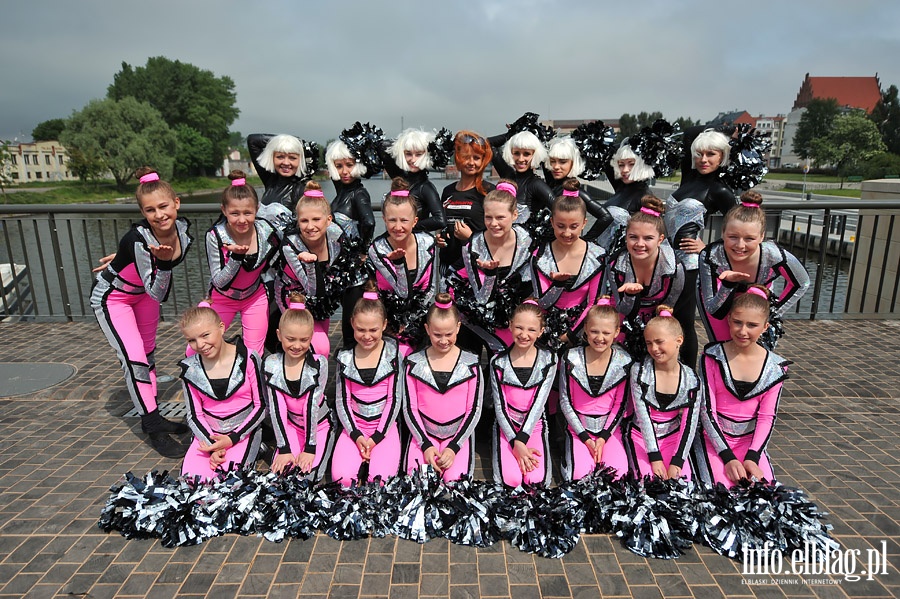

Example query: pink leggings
[312,320,331,359]
[273,418,335,482]
[493,420,550,487]
[331,423,401,486]
[630,430,692,480]
[563,428,629,481]
[405,438,473,482]
[94,292,159,415]
[185,287,269,357]
[181,430,261,482]
[697,432,774,487]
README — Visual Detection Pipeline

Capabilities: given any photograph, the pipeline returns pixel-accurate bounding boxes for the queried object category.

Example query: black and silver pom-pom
[571,121,617,181]
[339,122,385,179]
[303,140,321,178]
[719,124,772,191]
[626,119,682,178]
[427,127,455,170]
[443,477,504,548]
[507,112,555,144]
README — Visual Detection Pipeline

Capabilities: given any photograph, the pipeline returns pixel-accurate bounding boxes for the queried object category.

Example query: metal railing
[1,199,898,322]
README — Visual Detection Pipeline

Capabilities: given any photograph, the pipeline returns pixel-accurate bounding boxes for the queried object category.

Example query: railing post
[47,213,73,322]
[809,208,830,321]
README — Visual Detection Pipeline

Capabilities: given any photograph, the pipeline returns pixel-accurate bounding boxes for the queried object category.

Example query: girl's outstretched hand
[149,244,175,262]
[92,252,116,272]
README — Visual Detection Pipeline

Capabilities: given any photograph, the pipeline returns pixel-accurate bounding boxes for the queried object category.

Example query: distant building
[782,73,883,166]
[220,149,255,178]
[2,141,78,184]
[540,118,622,136]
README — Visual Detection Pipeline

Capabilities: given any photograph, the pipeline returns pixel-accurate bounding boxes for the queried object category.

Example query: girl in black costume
[488,129,554,225]
[382,128,447,233]
[604,143,655,214]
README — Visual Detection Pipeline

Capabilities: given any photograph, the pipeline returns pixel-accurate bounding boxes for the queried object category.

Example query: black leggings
[341,285,365,349]
[674,269,699,368]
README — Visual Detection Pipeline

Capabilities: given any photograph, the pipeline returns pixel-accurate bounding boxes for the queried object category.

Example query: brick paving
[0,319,898,598]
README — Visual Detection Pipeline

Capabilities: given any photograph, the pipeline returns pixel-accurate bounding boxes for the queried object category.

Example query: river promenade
[0,319,897,598]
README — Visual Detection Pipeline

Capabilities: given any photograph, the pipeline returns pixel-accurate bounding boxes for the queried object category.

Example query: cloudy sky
[2,1,899,143]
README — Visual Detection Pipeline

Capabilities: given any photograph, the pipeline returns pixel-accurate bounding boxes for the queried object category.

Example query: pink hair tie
[363,291,380,301]
[231,178,246,187]
[596,297,613,307]
[390,190,410,197]
[746,286,768,299]
[742,201,760,208]
[495,182,517,197]
[562,189,580,197]
[658,309,673,318]
[640,207,660,217]
[139,173,160,184]
[288,301,306,310]
[198,300,212,308]
[434,300,453,310]
[523,299,539,307]
[304,190,325,198]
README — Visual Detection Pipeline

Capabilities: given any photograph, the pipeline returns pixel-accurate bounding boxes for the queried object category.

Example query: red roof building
[792,73,882,113]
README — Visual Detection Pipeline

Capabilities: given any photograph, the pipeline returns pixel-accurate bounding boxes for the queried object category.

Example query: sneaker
[141,410,189,435]
[148,432,187,459]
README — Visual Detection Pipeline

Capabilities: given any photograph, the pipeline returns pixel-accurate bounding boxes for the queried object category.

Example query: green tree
[0,140,16,196]
[859,152,900,180]
[808,112,886,186]
[792,98,840,160]
[674,116,700,131]
[66,146,107,188]
[870,84,900,154]
[61,97,177,191]
[618,113,639,138]
[107,57,239,175]
[174,125,214,177]
[32,118,67,142]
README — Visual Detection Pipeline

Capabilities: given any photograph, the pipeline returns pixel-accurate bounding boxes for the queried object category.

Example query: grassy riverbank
[0,176,262,205]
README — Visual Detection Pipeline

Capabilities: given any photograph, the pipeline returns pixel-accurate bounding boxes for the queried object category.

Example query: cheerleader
[401,294,484,481]
[488,119,554,224]
[531,179,607,350]
[247,133,313,212]
[607,196,685,359]
[203,171,280,355]
[693,286,789,486]
[491,300,557,487]
[698,190,810,348]
[604,142,655,214]
[91,167,192,458]
[448,182,533,356]
[368,177,439,356]
[628,306,701,480]
[326,137,376,345]
[276,181,364,358]
[381,128,447,232]
[332,288,403,485]
[558,299,633,480]
[542,136,614,242]
[437,130,495,276]
[178,303,265,481]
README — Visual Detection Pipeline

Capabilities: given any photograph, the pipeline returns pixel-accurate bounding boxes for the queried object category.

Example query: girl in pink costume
[368,177,439,356]
[402,293,484,481]
[332,287,403,485]
[276,180,364,358]
[558,298,633,480]
[204,170,280,356]
[91,167,192,458]
[491,300,557,487]
[698,190,809,348]
[263,293,335,480]
[606,195,685,360]
[178,303,265,481]
[449,181,533,356]
[693,285,790,486]
[531,178,607,351]
[628,306,701,480]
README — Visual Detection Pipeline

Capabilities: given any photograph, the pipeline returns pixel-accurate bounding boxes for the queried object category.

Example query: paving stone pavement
[0,319,898,599]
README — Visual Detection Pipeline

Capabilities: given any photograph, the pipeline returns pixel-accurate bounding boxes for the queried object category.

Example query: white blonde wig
[690,129,731,170]
[546,137,585,178]
[325,140,367,180]
[610,144,655,182]
[257,134,307,177]
[502,131,549,169]
[388,128,434,171]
